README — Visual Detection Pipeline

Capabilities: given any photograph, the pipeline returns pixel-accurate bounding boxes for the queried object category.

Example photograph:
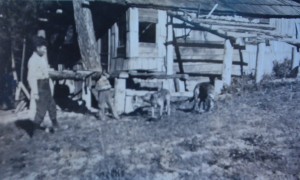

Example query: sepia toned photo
[0,0,300,179]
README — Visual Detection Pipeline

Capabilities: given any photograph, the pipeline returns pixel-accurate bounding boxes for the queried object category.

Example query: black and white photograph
[0,0,300,179]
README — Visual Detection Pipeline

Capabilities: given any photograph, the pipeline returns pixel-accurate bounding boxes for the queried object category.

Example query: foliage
[272,59,292,78]
[0,0,39,75]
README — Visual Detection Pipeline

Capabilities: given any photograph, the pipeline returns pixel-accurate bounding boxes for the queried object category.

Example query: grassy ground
[0,80,300,180]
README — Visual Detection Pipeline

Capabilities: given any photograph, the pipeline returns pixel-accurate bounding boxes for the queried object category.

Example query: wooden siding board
[173,63,242,76]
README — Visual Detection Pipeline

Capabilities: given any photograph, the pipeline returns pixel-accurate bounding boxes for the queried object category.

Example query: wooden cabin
[89,0,300,113]
[95,0,300,87]
[38,0,300,114]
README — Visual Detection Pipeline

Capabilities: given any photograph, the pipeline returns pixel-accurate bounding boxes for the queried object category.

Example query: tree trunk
[72,0,102,72]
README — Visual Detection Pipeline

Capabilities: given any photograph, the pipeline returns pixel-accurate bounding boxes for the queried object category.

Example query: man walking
[24,36,58,136]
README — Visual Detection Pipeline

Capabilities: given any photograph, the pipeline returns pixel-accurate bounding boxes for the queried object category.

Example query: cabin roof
[95,0,300,17]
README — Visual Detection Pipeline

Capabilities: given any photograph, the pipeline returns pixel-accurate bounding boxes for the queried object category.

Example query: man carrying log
[22,36,58,136]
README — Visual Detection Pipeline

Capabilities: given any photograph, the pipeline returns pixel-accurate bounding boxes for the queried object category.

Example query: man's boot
[52,118,59,128]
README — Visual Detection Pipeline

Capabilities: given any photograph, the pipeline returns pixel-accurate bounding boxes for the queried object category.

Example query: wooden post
[174,78,185,92]
[166,16,174,75]
[222,39,233,86]
[108,29,112,73]
[20,39,26,83]
[255,42,266,83]
[114,72,129,114]
[126,7,139,58]
[173,30,184,74]
[292,47,299,69]
[112,23,118,58]
[157,10,167,59]
[214,79,223,95]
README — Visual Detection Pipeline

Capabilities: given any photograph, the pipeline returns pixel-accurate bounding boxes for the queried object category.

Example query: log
[49,70,99,80]
[73,0,102,72]
[174,59,248,66]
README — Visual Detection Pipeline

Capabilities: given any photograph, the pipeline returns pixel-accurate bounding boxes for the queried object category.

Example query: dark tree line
[0,0,102,109]
[0,0,40,78]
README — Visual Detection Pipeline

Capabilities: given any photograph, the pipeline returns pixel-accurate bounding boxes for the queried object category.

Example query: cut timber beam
[193,18,275,31]
[172,23,257,39]
[174,59,248,66]
[185,72,222,77]
[168,11,235,42]
[165,40,245,49]
[49,70,99,80]
[129,72,189,80]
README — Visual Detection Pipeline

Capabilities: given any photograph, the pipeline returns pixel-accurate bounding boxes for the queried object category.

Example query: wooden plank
[178,54,225,60]
[174,59,248,65]
[129,72,189,80]
[173,64,242,76]
[255,43,266,83]
[193,18,275,30]
[139,8,158,20]
[173,63,222,73]
[139,16,158,23]
[127,57,165,71]
[126,89,193,98]
[166,17,174,75]
[178,46,224,54]
[168,11,235,41]
[166,40,245,49]
[139,45,158,57]
[173,29,184,73]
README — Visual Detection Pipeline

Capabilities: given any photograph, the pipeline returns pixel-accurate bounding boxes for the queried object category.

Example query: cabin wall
[106,9,300,96]
[108,7,167,73]
[172,17,300,78]
[172,16,244,77]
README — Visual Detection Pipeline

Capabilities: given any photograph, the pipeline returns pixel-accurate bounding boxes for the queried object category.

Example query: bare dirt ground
[1,80,300,180]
